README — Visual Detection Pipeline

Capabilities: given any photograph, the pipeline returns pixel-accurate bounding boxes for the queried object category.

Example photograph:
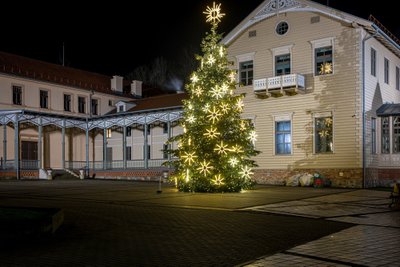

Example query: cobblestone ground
[244,189,400,266]
[0,180,352,266]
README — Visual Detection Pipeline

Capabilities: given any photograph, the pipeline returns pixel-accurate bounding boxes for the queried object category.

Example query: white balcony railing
[253,74,305,93]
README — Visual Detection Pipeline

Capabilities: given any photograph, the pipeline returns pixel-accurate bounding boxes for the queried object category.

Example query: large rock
[299,173,314,187]
[286,174,301,186]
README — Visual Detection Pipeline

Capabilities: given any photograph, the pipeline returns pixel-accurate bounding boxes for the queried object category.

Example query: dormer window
[116,100,135,113]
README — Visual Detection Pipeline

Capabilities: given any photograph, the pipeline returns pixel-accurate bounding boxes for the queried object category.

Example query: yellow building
[223,0,400,187]
[0,0,399,187]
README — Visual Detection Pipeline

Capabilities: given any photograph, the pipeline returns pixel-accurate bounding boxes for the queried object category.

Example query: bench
[389,183,399,208]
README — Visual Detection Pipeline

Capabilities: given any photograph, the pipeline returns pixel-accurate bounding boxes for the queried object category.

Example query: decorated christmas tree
[167,2,259,192]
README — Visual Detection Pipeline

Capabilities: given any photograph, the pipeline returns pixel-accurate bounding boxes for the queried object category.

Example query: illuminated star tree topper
[166,2,259,192]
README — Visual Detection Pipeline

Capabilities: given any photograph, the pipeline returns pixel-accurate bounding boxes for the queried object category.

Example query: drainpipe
[361,31,377,189]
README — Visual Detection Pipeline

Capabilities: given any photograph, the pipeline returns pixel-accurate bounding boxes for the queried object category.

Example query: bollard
[47,169,53,180]
[79,169,85,180]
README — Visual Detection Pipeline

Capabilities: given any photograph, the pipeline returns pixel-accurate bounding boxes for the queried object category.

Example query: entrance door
[106,147,113,169]
[21,141,38,169]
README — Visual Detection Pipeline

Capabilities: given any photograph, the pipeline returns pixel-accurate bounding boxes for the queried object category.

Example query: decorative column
[38,118,42,170]
[123,126,127,169]
[61,120,65,169]
[14,114,19,180]
[144,123,148,169]
[167,120,172,162]
[103,128,107,170]
[3,123,6,170]
[85,120,89,177]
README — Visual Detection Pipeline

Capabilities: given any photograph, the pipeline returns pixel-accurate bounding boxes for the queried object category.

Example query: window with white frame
[64,94,71,112]
[315,46,333,75]
[271,45,293,77]
[371,48,376,77]
[126,126,132,137]
[384,58,389,84]
[275,54,291,76]
[381,117,390,154]
[311,37,334,76]
[40,90,49,109]
[144,145,150,159]
[393,116,400,153]
[235,52,255,86]
[315,115,333,153]
[126,146,132,161]
[163,144,168,159]
[12,85,22,105]
[239,61,253,86]
[78,96,86,113]
[275,121,291,154]
[371,117,376,154]
[396,66,399,90]
[163,123,168,134]
[91,99,98,115]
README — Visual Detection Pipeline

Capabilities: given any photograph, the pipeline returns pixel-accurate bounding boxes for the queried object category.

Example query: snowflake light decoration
[204,2,225,24]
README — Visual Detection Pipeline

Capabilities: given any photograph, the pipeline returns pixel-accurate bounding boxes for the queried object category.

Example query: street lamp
[157,170,169,194]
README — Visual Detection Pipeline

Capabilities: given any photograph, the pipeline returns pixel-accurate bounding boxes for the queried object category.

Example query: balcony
[253,74,305,96]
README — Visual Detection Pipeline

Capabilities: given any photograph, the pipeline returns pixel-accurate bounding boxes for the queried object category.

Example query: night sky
[0,0,397,77]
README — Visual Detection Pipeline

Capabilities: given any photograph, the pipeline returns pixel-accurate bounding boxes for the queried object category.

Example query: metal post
[123,126,127,169]
[38,118,42,170]
[103,128,107,170]
[14,115,19,180]
[167,120,172,162]
[85,119,89,178]
[3,123,6,170]
[62,120,65,169]
[144,123,148,169]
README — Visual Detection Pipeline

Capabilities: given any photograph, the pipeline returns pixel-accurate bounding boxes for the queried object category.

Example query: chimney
[111,75,123,93]
[131,80,142,97]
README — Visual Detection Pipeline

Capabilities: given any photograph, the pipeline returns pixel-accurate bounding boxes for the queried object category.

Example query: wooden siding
[227,11,363,170]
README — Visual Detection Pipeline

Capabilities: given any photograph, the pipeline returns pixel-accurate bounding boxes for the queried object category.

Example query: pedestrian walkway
[243,190,400,267]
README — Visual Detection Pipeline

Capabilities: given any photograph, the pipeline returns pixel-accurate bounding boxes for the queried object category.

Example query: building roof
[0,51,123,96]
[376,103,400,116]
[222,0,400,57]
[107,92,187,115]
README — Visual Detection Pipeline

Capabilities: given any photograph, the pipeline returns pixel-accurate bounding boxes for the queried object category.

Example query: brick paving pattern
[0,181,398,266]
[243,189,400,267]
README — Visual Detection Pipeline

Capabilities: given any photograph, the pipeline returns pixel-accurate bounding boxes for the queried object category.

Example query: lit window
[393,116,400,153]
[276,21,289,35]
[12,85,22,105]
[381,117,390,154]
[275,54,291,76]
[40,90,48,109]
[315,46,333,75]
[239,61,253,86]
[315,116,333,153]
[275,121,291,154]
[106,128,112,139]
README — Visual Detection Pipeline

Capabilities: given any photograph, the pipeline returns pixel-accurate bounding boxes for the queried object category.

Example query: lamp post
[157,170,169,194]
